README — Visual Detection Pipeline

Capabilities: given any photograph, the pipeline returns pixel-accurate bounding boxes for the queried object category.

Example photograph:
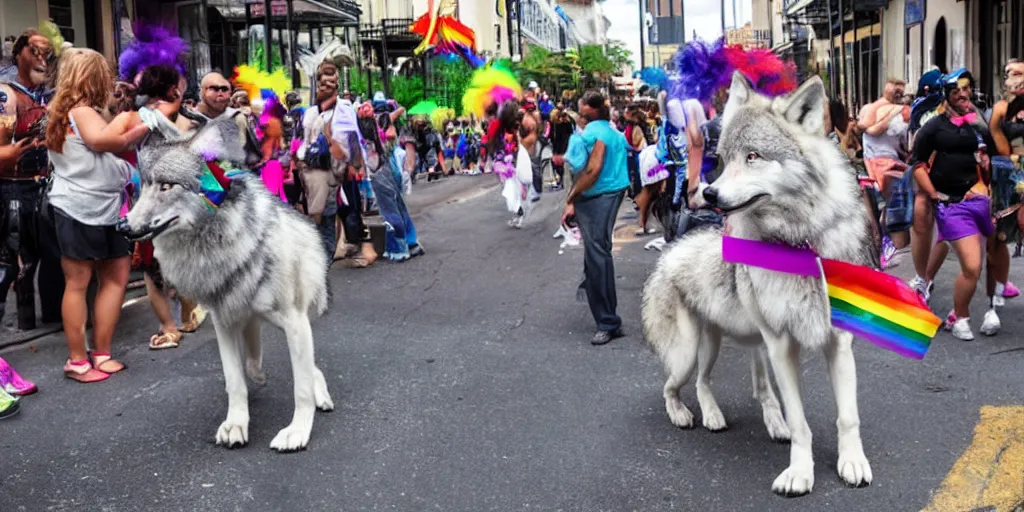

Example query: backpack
[305,132,332,170]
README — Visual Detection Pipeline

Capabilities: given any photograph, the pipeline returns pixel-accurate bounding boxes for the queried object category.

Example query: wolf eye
[746,152,761,162]
[159,183,174,192]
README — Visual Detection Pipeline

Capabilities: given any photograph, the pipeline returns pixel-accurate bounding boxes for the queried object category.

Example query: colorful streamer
[721,236,940,359]
[410,0,484,67]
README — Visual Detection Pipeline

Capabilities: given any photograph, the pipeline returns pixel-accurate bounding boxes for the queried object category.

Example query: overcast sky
[601,0,752,69]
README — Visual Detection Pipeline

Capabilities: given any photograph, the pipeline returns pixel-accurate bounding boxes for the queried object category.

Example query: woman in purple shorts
[911,71,996,340]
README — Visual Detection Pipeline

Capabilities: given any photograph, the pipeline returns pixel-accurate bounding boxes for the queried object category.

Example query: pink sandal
[63,360,109,384]
[90,352,125,375]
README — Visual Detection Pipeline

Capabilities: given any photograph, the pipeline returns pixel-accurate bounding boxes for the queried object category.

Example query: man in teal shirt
[562,90,629,345]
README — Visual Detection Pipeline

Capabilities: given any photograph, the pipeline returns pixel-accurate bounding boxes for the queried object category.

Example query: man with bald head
[194,71,249,149]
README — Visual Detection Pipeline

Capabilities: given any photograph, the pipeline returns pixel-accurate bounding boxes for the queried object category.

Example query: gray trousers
[574,190,625,331]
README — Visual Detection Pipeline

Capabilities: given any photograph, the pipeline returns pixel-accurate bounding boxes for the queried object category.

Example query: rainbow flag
[722,236,940,359]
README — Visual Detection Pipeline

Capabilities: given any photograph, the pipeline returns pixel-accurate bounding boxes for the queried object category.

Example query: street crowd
[0,20,1020,426]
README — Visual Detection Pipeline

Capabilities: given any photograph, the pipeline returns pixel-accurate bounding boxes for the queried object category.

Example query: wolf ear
[725,71,754,110]
[188,115,247,165]
[776,76,826,136]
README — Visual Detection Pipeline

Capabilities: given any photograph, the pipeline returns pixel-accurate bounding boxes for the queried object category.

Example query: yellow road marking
[923,406,1024,512]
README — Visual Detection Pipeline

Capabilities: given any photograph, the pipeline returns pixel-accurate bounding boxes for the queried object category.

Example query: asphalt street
[1,176,1023,511]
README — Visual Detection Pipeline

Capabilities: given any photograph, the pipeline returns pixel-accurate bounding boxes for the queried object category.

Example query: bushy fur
[641,74,874,496]
[123,114,333,452]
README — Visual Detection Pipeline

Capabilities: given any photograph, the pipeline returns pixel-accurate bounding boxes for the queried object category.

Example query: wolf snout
[702,187,719,206]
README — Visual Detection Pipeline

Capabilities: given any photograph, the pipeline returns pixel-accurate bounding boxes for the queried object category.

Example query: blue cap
[942,68,973,88]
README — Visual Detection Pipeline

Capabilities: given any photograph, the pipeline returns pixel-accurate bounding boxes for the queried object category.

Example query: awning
[210,0,361,24]
[786,0,816,17]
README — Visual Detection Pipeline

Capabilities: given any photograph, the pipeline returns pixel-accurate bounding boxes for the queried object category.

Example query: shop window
[48,0,74,44]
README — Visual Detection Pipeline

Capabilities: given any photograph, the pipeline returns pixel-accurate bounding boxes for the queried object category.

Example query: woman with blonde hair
[45,48,153,383]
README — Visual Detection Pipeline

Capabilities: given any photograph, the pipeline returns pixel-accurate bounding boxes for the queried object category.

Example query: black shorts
[53,207,131,261]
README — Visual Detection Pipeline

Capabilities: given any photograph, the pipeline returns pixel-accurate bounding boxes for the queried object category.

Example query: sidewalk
[0,174,498,350]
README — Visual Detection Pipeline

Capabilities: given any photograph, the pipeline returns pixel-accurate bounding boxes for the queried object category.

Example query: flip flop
[149,332,182,350]
[90,352,125,374]
[64,360,109,384]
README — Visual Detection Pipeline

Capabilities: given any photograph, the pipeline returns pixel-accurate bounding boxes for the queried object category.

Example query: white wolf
[641,74,876,496]
[119,113,334,452]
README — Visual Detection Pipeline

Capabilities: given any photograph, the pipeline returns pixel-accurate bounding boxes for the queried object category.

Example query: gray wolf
[119,113,334,452]
[641,74,875,496]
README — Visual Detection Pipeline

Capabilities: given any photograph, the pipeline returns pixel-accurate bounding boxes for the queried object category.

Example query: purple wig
[670,37,797,105]
[118,22,189,81]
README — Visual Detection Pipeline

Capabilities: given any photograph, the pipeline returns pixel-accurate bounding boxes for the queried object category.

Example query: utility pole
[638,0,646,69]
[732,0,738,30]
[263,0,273,71]
[720,0,726,37]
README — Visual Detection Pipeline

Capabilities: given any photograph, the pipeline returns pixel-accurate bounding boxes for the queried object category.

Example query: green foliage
[605,40,634,73]
[577,44,616,87]
[428,57,473,114]
[249,40,282,72]
[515,44,570,91]
[391,74,425,110]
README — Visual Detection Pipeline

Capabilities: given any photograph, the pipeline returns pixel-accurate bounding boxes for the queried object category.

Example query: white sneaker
[992,294,1006,308]
[950,318,975,341]
[909,276,930,303]
[980,309,1001,336]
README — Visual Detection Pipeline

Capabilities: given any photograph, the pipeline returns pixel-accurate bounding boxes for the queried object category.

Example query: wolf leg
[824,330,872,488]
[662,313,700,429]
[243,318,265,385]
[751,345,790,441]
[763,331,814,496]
[213,316,250,448]
[313,366,334,412]
[267,310,317,452]
[695,326,727,431]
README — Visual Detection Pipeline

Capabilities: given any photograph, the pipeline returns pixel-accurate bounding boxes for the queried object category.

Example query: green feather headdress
[39,21,66,56]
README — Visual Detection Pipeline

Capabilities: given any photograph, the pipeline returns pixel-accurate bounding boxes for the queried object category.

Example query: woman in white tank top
[44,48,153,383]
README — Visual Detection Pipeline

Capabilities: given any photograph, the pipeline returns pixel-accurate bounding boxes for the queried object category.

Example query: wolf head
[118,114,252,241]
[701,73,860,242]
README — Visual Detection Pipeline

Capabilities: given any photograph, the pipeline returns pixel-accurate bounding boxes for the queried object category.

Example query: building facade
[2,0,119,64]
[641,0,684,69]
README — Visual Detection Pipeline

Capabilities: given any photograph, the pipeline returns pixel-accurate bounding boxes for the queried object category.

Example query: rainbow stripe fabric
[721,236,940,359]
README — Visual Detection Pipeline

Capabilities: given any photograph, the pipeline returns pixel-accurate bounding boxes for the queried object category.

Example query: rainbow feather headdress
[232,64,290,126]
[118,22,189,81]
[722,237,941,359]
[670,38,797,105]
[462,63,522,118]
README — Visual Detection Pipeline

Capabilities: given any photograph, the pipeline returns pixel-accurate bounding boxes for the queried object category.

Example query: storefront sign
[248,0,289,17]
[905,0,924,26]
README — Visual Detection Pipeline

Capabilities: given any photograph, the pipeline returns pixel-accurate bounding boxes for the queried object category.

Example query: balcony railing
[358,18,416,40]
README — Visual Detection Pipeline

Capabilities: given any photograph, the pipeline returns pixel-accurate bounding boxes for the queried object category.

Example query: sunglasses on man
[205,85,231,93]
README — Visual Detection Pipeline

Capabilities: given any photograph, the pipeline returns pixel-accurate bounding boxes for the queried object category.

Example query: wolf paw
[665,399,695,429]
[771,464,814,497]
[701,408,728,432]
[215,420,249,448]
[837,451,873,488]
[315,389,334,412]
[763,407,791,442]
[313,370,334,412]
[269,425,311,452]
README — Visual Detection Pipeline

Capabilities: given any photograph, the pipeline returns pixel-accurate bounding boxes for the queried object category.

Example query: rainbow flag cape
[722,236,941,359]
